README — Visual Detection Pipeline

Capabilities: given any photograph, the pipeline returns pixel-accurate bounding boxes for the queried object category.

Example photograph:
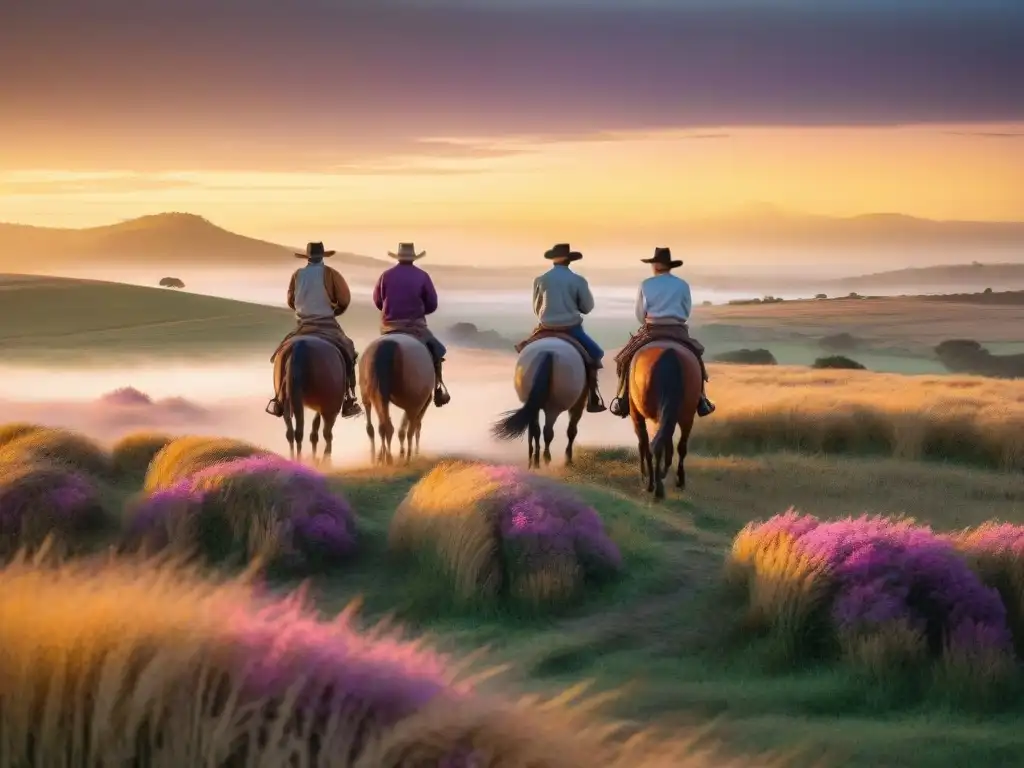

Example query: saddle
[614,323,708,381]
[514,327,597,368]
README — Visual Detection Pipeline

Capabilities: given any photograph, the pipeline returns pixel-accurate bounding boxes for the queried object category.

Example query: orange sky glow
[2,124,1023,247]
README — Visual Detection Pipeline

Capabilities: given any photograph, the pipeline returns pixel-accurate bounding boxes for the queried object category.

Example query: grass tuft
[0,427,112,478]
[143,435,270,491]
[110,431,175,480]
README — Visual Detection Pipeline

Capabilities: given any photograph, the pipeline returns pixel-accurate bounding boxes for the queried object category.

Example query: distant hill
[831,263,1024,291]
[0,213,540,288]
[673,210,1024,250]
[0,273,378,363]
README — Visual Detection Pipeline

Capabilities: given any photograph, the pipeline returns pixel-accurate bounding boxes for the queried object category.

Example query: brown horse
[359,334,435,465]
[628,341,703,500]
[491,337,588,468]
[272,336,348,461]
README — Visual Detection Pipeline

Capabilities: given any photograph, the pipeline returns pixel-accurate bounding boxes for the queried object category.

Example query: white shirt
[635,273,693,324]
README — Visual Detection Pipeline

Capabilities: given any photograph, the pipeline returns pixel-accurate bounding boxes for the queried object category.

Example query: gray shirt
[532,265,595,328]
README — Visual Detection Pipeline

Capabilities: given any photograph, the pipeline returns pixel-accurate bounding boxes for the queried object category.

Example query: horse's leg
[310,412,321,463]
[676,416,695,489]
[283,408,296,459]
[364,401,376,464]
[565,395,586,466]
[292,401,305,459]
[378,401,395,465]
[631,409,653,492]
[542,409,557,466]
[322,410,338,466]
[527,412,541,469]
[398,411,410,461]
[414,401,428,455]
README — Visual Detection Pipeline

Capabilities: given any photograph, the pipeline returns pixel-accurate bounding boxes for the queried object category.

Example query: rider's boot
[586,367,607,413]
[433,357,451,407]
[342,356,363,417]
[697,392,716,417]
[608,369,630,418]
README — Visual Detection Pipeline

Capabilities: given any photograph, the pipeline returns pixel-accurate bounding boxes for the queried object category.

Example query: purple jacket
[372,263,439,323]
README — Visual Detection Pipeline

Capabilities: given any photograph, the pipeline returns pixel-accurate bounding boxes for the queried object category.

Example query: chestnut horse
[628,341,703,500]
[359,334,435,465]
[491,337,588,468]
[272,336,347,461]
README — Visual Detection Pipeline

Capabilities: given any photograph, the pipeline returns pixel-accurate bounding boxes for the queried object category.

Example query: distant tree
[984,287,993,294]
[815,293,828,300]
[701,300,713,307]
[711,348,778,365]
[812,355,866,370]
[159,277,185,289]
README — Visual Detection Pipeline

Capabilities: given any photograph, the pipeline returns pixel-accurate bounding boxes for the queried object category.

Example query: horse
[627,341,703,500]
[272,336,348,462]
[359,334,435,465]
[491,337,588,468]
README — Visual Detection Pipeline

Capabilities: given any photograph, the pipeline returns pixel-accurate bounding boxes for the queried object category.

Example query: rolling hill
[829,262,1024,291]
[0,273,377,363]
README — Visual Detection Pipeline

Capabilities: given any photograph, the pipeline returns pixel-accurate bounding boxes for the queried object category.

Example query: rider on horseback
[529,243,607,413]
[372,243,451,408]
[267,241,362,418]
[608,247,715,419]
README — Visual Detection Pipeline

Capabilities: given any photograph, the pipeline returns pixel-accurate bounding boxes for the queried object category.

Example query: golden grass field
[694,295,1024,348]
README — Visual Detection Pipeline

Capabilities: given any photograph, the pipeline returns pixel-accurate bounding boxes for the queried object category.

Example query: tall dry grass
[0,427,112,477]
[0,554,773,767]
[390,461,622,610]
[696,365,1024,471]
[144,435,270,491]
[110,431,175,479]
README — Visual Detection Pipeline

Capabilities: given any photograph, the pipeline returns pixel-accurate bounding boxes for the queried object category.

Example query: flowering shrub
[126,454,357,571]
[389,461,622,608]
[0,460,110,557]
[727,509,1016,689]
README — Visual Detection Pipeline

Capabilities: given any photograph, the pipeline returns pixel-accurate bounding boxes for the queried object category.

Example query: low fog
[0,350,635,466]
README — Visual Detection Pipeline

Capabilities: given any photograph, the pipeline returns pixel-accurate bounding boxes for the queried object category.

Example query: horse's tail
[289,338,307,436]
[650,349,682,474]
[491,351,554,441]
[370,337,399,405]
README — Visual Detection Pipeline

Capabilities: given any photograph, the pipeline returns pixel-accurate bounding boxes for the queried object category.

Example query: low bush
[711,348,778,365]
[812,355,866,370]
[127,454,357,572]
[144,435,269,491]
[110,431,175,479]
[0,460,111,557]
[0,427,112,477]
[389,461,622,610]
[726,510,1019,706]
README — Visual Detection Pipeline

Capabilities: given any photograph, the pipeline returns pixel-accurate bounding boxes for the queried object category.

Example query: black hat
[641,247,682,269]
[295,241,335,259]
[545,243,582,262]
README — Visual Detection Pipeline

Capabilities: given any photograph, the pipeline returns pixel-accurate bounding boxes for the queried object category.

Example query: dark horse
[491,337,588,468]
[359,333,435,465]
[272,336,350,461]
[628,341,703,500]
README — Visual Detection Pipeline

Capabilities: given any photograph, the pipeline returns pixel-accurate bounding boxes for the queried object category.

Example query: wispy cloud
[0,2,1019,172]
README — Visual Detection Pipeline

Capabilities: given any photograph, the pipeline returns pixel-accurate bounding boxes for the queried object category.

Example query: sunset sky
[1,0,1022,264]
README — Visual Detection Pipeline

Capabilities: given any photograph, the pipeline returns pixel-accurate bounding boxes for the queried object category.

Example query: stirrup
[609,397,630,418]
[265,398,283,417]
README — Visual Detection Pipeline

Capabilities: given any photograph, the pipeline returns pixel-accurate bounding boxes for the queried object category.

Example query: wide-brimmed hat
[388,242,426,262]
[544,243,582,263]
[641,246,682,269]
[295,241,335,259]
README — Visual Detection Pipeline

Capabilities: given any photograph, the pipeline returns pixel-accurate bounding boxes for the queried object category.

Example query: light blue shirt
[635,273,692,324]
[533,265,595,328]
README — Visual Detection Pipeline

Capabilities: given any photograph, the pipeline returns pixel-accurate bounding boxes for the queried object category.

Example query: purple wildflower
[485,466,622,578]
[126,454,357,569]
[0,464,107,552]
